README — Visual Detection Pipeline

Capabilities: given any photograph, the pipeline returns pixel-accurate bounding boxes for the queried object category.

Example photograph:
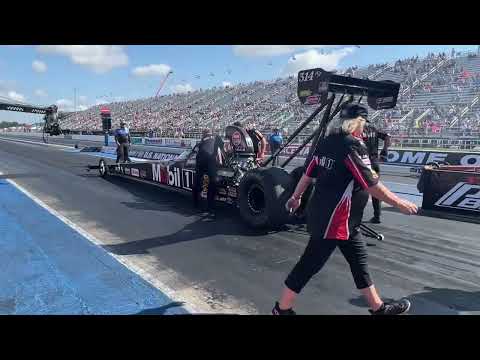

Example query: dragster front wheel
[98,159,108,178]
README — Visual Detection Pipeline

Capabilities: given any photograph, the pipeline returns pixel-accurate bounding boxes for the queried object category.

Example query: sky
[0,45,478,124]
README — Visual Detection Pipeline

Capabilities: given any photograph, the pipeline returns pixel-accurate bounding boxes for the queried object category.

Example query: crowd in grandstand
[59,49,480,140]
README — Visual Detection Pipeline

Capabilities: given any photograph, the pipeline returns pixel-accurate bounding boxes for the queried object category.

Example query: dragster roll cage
[263,68,400,169]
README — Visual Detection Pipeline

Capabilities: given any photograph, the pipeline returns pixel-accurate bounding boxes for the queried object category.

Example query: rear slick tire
[238,167,293,229]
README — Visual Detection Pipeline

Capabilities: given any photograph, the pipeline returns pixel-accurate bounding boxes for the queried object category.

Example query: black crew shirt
[247,129,263,154]
[197,135,224,163]
[304,132,379,240]
[362,124,389,160]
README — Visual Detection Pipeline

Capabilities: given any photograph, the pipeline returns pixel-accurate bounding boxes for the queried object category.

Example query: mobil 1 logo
[435,182,480,212]
[152,163,194,191]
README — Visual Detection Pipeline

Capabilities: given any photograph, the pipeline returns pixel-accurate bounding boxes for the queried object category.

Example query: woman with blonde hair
[272,103,418,315]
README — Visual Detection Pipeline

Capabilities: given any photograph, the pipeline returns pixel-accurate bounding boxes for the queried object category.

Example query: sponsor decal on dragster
[123,167,131,175]
[434,182,480,212]
[227,187,237,198]
[306,95,320,105]
[231,131,245,152]
[298,89,312,97]
[129,150,180,161]
[140,170,147,178]
[152,163,194,191]
[131,168,140,177]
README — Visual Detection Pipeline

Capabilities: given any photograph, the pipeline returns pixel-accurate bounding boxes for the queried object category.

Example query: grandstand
[59,49,480,149]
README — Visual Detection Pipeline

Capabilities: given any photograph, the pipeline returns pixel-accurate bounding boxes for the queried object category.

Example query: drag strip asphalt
[1,135,479,314]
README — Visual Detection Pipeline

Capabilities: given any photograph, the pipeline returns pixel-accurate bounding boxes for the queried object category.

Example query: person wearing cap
[269,128,283,166]
[192,128,224,216]
[362,118,391,224]
[272,103,418,315]
[114,120,131,163]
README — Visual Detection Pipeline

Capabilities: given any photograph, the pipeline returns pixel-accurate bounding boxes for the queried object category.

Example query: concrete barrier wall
[0,132,420,175]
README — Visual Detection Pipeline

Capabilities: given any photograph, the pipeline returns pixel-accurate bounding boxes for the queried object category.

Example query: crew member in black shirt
[192,128,224,216]
[246,122,267,163]
[272,104,417,315]
[363,122,391,223]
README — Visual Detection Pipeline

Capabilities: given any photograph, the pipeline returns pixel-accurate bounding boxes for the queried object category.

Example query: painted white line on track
[0,136,73,149]
[0,170,204,314]
[0,170,256,314]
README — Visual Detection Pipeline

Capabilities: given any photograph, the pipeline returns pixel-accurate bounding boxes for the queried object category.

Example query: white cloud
[34,89,48,97]
[2,91,26,102]
[282,47,356,76]
[232,45,339,57]
[0,81,26,103]
[95,99,108,105]
[36,45,129,73]
[222,81,232,87]
[56,98,73,108]
[55,98,88,112]
[32,60,47,73]
[132,64,172,77]
[171,83,194,94]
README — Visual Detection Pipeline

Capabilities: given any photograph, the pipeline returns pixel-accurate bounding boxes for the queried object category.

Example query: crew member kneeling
[192,128,224,216]
[273,104,418,315]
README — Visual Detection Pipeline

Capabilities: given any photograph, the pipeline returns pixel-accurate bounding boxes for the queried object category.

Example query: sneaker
[370,217,381,224]
[369,299,411,315]
[272,302,296,315]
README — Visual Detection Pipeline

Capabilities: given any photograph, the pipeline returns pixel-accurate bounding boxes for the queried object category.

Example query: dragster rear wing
[264,68,401,168]
[297,68,400,110]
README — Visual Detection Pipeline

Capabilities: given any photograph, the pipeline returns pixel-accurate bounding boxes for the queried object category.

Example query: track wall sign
[386,149,480,166]
[421,168,480,218]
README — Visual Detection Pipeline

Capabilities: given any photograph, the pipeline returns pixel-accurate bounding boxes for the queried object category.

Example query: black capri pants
[285,233,373,293]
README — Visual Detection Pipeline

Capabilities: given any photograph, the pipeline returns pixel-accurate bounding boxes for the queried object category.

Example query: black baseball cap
[340,103,369,121]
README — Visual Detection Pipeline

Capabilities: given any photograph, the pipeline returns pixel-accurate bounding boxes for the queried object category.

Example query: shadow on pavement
[135,301,186,315]
[104,176,208,217]
[408,287,480,314]
[350,287,480,314]
[97,173,292,255]
[103,212,273,255]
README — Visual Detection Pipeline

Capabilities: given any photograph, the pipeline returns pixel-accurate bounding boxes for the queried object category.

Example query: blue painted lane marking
[0,179,188,315]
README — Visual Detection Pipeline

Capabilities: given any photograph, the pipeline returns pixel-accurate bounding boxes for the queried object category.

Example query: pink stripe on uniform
[305,156,318,177]
[345,155,369,189]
